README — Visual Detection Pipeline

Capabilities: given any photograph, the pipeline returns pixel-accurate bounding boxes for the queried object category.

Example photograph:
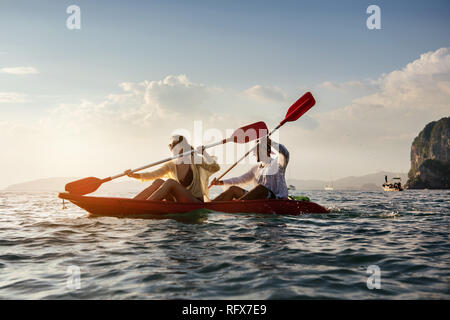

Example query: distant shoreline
[3,171,407,192]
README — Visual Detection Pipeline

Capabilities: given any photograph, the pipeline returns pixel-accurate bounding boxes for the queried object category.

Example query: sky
[0,0,449,188]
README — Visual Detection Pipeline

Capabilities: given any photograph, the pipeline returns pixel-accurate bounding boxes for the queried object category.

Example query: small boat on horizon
[324,182,334,191]
[382,175,403,191]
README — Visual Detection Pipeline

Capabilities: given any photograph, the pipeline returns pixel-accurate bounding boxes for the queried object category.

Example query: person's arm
[200,157,220,173]
[126,162,172,182]
[195,147,220,173]
[221,166,257,186]
[198,147,216,163]
[271,141,289,168]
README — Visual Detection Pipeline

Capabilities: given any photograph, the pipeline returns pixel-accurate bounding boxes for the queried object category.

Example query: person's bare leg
[133,179,164,200]
[148,179,201,203]
[213,186,246,201]
[239,184,270,200]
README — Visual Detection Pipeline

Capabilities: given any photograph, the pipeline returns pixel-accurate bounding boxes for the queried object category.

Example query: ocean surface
[0,190,448,299]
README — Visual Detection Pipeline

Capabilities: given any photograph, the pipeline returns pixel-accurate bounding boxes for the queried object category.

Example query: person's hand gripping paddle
[209,92,316,187]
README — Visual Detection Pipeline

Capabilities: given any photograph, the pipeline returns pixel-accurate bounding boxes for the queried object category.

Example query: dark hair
[169,135,184,150]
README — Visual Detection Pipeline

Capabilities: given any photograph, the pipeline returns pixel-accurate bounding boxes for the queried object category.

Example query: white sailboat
[324,171,334,190]
[324,181,334,191]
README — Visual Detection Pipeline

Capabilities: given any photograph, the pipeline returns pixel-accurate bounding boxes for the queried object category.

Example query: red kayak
[58,192,328,217]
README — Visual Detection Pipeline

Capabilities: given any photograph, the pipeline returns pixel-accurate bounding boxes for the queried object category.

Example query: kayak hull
[58,192,329,217]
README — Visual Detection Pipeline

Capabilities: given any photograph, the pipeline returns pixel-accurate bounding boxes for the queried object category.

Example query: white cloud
[0,74,259,187]
[316,48,450,133]
[0,66,39,75]
[0,92,29,103]
[1,48,450,187]
[143,74,214,113]
[47,74,217,133]
[103,74,215,118]
[296,115,319,131]
[295,47,450,178]
[244,85,287,103]
[320,79,379,92]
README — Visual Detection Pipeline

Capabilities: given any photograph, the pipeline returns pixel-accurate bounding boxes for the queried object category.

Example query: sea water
[0,190,448,299]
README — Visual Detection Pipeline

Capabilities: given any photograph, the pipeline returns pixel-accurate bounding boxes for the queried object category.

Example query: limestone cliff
[406,117,450,189]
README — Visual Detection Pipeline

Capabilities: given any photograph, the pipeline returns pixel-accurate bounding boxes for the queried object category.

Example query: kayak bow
[58,192,329,217]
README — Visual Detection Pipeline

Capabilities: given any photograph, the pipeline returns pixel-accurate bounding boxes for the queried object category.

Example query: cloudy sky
[1,0,449,188]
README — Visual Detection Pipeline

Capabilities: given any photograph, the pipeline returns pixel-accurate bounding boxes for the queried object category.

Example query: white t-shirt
[222,142,289,199]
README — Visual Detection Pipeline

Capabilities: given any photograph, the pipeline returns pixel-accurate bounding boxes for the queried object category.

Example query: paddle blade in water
[228,121,268,143]
[281,92,316,125]
[65,177,108,195]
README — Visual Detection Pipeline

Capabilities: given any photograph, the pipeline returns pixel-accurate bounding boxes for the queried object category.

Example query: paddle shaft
[210,92,315,186]
[108,139,227,181]
[64,121,270,195]
[110,122,270,181]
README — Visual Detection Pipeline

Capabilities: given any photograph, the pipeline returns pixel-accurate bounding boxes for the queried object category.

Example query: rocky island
[406,117,450,189]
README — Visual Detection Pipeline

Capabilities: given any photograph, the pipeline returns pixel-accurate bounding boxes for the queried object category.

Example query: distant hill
[288,171,407,190]
[3,177,145,193]
[3,171,407,192]
[360,183,380,191]
[4,177,78,192]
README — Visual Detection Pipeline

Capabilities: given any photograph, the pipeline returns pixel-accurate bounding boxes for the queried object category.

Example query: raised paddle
[64,121,268,195]
[209,92,316,187]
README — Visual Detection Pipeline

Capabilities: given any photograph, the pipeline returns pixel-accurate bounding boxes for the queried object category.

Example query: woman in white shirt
[211,137,289,201]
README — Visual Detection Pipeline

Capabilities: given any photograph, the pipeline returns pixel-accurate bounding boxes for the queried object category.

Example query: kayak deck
[58,192,329,217]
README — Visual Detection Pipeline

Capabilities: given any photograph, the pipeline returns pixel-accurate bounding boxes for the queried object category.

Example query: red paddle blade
[280,92,316,125]
[65,177,106,195]
[229,121,268,143]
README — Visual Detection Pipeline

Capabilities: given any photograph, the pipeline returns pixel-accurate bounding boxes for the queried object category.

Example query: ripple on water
[0,190,448,299]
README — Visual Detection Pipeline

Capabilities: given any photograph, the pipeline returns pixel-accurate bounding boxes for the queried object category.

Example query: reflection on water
[0,190,448,299]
